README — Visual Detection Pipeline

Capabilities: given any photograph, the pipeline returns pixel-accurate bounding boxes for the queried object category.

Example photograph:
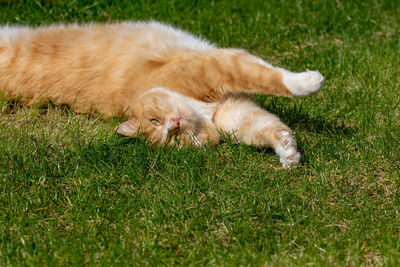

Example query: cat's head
[115,89,214,146]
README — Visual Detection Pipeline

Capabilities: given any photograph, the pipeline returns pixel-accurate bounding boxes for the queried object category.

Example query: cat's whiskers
[189,131,202,147]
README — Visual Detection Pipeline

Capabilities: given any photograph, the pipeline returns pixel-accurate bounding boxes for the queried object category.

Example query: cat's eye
[150,119,161,126]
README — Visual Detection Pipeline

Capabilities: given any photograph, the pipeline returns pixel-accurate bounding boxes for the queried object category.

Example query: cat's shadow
[257,96,357,137]
[243,107,357,165]
[2,98,356,167]
[286,112,356,137]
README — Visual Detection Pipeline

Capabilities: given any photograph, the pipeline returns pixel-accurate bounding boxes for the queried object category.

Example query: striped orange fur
[0,21,324,167]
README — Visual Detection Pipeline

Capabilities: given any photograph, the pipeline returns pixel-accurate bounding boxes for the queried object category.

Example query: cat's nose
[169,118,180,129]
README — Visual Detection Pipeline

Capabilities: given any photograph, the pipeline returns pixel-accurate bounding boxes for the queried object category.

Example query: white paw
[275,131,301,168]
[282,70,324,96]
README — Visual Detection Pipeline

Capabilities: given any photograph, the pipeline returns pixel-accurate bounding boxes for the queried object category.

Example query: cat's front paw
[282,70,324,97]
[275,131,301,168]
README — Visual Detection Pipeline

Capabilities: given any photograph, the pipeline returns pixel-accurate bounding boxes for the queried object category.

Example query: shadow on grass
[259,100,358,138]
[1,96,357,137]
[0,98,118,122]
[288,112,357,137]
[1,96,358,169]
[0,98,71,115]
[228,105,360,166]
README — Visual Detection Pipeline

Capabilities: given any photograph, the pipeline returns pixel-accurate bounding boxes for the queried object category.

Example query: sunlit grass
[0,0,399,265]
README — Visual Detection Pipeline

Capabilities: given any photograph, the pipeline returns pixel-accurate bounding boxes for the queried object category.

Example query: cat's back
[0,21,215,88]
[0,21,216,115]
[119,21,214,51]
[0,21,214,55]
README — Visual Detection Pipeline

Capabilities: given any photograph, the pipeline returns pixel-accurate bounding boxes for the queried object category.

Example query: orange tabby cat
[0,21,324,167]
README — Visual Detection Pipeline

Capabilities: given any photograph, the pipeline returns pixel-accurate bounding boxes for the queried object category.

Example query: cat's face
[116,90,205,146]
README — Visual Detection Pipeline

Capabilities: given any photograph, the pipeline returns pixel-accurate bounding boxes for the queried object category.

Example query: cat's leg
[207,49,324,98]
[152,49,323,101]
[213,96,300,168]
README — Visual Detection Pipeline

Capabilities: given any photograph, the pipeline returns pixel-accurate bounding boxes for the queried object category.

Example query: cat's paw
[275,130,301,168]
[282,70,324,97]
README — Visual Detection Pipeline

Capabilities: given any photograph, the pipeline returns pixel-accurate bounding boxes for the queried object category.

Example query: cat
[0,21,324,168]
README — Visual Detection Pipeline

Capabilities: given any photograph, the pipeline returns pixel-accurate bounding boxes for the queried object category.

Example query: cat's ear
[115,119,138,137]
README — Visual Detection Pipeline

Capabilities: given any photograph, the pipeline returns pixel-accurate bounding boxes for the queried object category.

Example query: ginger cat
[0,21,324,167]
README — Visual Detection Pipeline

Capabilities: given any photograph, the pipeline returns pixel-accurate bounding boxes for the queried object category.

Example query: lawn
[0,0,399,265]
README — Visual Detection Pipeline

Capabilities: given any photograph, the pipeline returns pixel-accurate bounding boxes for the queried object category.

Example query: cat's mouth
[165,115,196,143]
[162,107,199,145]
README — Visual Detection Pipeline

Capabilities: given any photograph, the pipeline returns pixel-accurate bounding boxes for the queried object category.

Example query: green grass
[1,0,400,265]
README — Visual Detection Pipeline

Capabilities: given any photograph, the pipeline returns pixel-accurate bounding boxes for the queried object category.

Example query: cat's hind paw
[282,70,324,97]
[275,131,301,168]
